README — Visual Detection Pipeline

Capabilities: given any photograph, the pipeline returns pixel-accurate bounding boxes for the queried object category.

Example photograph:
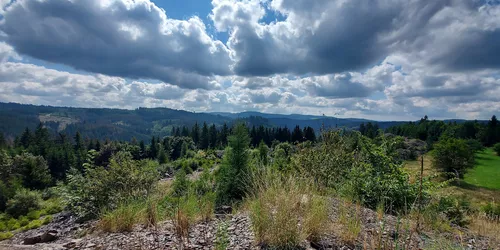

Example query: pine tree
[219,123,229,147]
[19,128,32,148]
[149,136,158,159]
[216,123,251,206]
[191,122,200,146]
[209,124,217,149]
[303,126,316,142]
[181,126,190,137]
[0,133,6,149]
[200,122,210,149]
[158,145,168,164]
[291,125,303,142]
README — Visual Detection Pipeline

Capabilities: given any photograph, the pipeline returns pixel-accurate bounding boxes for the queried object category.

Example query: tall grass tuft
[247,169,329,248]
[98,201,143,233]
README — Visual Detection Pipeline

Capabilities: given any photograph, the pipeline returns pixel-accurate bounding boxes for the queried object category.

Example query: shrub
[27,210,41,220]
[24,219,42,230]
[494,143,500,156]
[293,131,424,213]
[42,215,53,225]
[18,216,29,227]
[426,196,471,227]
[6,218,20,231]
[44,202,63,215]
[171,168,190,197]
[0,232,13,241]
[248,170,329,248]
[61,151,159,220]
[12,153,52,190]
[0,222,6,232]
[432,138,475,178]
[6,189,42,218]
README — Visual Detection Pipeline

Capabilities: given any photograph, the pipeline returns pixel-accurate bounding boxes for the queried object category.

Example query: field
[404,149,500,205]
[464,148,500,190]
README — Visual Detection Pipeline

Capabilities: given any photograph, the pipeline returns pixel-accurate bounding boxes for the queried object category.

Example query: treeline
[169,123,316,148]
[0,122,316,182]
[360,115,499,147]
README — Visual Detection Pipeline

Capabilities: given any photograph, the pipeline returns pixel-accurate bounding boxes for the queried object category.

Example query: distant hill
[0,102,436,142]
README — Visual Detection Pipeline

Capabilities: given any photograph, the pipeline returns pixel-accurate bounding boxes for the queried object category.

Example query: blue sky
[0,0,499,121]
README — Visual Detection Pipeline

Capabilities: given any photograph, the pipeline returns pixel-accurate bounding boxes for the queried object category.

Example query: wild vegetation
[0,114,499,248]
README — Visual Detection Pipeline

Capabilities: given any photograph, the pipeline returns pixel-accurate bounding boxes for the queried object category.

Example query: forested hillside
[0,102,407,143]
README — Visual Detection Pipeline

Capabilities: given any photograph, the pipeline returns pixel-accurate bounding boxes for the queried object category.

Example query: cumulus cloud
[0,62,187,108]
[0,0,231,89]
[1,0,500,120]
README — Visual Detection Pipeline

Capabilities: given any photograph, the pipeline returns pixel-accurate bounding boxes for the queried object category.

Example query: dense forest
[0,102,410,143]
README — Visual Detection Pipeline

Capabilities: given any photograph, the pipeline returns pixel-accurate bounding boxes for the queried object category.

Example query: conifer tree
[216,123,251,206]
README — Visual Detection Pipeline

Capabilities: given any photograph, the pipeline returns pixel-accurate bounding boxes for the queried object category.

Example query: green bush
[61,151,159,220]
[171,168,190,197]
[293,131,424,213]
[6,218,19,231]
[435,196,471,227]
[44,202,63,215]
[0,221,7,232]
[18,216,29,227]
[0,232,13,241]
[27,210,41,220]
[42,215,53,225]
[23,219,42,231]
[6,189,42,218]
[494,143,500,156]
[432,138,475,179]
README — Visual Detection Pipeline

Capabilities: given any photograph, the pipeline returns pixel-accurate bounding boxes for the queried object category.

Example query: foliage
[61,151,160,220]
[5,189,42,218]
[215,220,229,250]
[171,168,190,197]
[293,131,425,213]
[12,153,52,190]
[0,232,13,241]
[215,124,251,206]
[494,143,500,156]
[432,137,475,179]
[427,196,472,227]
[482,202,500,218]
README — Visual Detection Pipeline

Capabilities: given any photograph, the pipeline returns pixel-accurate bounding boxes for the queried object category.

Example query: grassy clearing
[404,153,500,206]
[464,148,500,190]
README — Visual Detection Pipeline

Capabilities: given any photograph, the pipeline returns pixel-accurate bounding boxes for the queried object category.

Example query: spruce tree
[216,123,251,206]
[200,122,210,149]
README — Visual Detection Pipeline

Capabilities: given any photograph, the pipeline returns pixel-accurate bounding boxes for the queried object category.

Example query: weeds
[215,219,229,250]
[338,200,362,244]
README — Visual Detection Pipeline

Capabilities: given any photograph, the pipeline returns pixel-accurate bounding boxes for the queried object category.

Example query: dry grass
[248,170,329,248]
[469,214,500,243]
[337,200,362,244]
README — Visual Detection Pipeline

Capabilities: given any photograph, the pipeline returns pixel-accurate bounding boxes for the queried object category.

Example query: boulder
[23,230,58,245]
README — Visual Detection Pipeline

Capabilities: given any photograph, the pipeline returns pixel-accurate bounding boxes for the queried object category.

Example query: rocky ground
[1,199,498,249]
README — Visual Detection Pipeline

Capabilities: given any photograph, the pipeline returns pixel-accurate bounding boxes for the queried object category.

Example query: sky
[0,0,499,121]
